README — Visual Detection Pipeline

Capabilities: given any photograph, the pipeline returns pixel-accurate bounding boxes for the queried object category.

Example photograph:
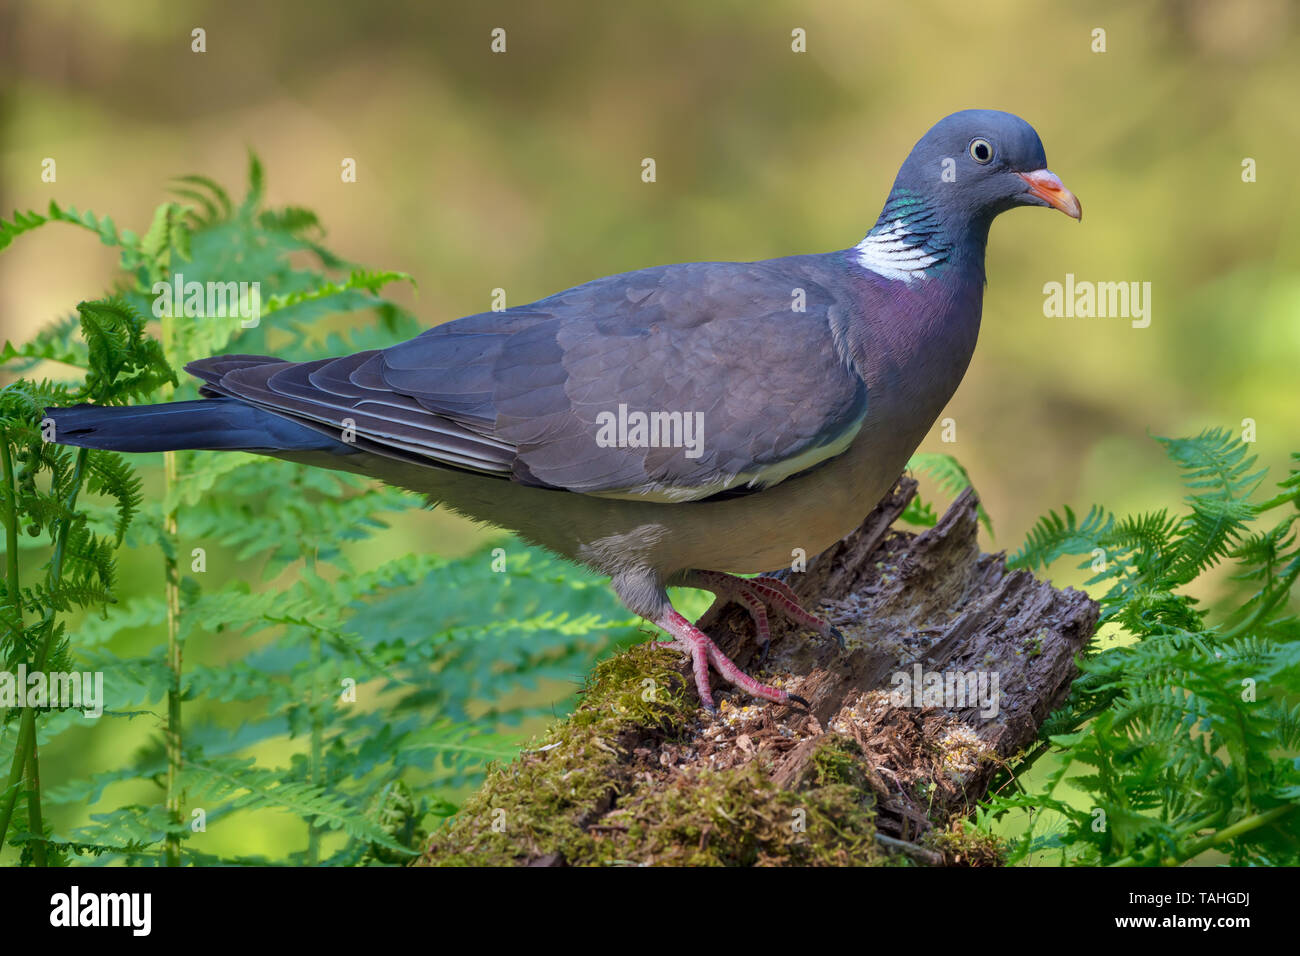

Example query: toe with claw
[637,569,843,711]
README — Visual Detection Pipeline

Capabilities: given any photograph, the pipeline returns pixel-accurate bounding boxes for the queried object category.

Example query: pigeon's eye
[969,138,994,164]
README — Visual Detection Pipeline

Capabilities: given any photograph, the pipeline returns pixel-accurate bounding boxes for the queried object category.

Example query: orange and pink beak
[1018,169,1082,221]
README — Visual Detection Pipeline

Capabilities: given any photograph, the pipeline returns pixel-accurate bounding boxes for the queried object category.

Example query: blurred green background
[1,0,1298,860]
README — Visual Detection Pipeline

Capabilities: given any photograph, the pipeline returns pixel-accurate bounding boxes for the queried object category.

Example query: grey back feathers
[186,255,872,502]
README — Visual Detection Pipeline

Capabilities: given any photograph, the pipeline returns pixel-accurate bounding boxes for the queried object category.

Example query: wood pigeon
[47,109,1080,712]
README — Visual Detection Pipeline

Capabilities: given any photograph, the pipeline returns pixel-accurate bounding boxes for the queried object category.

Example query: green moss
[924,819,1006,866]
[419,650,887,867]
[590,762,882,866]
[418,646,694,866]
[809,734,867,788]
[568,644,695,737]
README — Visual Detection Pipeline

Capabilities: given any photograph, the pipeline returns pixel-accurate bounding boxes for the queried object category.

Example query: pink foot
[686,570,846,660]
[651,609,809,713]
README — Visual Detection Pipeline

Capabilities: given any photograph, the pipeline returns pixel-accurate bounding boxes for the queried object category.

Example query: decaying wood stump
[418,479,1098,866]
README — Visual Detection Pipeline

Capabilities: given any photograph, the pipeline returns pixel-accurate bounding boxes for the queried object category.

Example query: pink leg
[651,609,808,712]
[749,576,841,637]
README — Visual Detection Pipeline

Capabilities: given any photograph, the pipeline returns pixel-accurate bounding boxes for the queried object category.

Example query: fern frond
[259,206,323,236]
[0,207,53,252]
[261,269,416,318]
[907,451,992,533]
[1158,429,1265,498]
[172,174,234,220]
[85,450,143,544]
[1008,505,1114,570]
[1173,495,1257,582]
[900,494,938,528]
[137,200,191,276]
[75,297,177,404]
[180,756,409,853]
[0,314,87,371]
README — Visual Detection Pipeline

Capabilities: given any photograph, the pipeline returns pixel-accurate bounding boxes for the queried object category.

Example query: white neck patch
[854,219,941,283]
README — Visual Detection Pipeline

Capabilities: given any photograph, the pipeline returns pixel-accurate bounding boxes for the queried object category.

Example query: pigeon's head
[893,109,1081,226]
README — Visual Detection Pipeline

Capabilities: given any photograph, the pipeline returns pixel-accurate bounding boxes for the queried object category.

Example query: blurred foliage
[986,430,1300,865]
[0,159,644,865]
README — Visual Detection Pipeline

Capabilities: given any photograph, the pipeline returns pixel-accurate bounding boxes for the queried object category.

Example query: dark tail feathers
[44,398,343,454]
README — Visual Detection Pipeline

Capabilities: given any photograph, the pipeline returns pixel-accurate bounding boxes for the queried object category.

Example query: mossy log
[416,478,1098,866]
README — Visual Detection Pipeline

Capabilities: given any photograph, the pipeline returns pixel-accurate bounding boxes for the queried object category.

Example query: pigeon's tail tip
[43,400,240,453]
[42,398,339,454]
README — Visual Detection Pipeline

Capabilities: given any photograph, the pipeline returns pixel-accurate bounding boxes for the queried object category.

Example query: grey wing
[190,260,868,501]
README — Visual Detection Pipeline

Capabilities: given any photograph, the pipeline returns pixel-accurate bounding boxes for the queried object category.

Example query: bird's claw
[825,624,846,650]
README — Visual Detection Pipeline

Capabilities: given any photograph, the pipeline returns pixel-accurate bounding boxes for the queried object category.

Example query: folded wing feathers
[201,354,516,475]
[182,262,867,498]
